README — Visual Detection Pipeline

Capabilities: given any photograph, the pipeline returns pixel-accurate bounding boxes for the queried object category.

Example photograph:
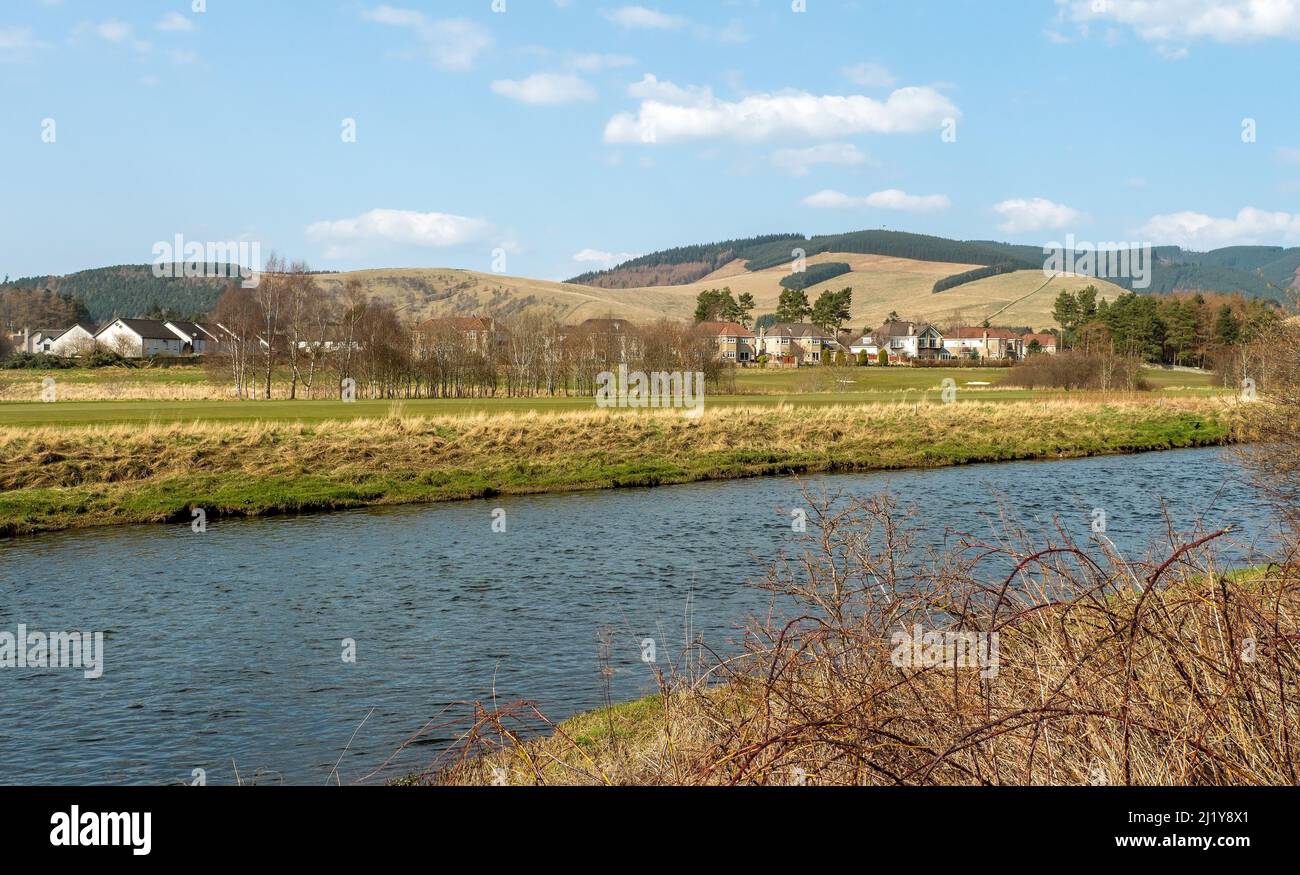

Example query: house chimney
[22,327,29,353]
[908,324,915,336]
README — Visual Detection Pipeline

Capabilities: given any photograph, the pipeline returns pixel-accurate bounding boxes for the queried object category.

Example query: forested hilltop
[0,265,240,323]
[4,231,1295,332]
[566,234,802,288]
[571,229,1299,302]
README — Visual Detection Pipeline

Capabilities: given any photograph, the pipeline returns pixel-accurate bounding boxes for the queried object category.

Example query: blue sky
[3,0,1299,280]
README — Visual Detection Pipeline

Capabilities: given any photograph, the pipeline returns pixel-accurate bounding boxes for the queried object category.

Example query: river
[0,447,1284,785]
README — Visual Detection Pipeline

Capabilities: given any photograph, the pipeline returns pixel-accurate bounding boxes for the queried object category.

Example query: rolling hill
[3,230,1293,333]
[312,252,1126,332]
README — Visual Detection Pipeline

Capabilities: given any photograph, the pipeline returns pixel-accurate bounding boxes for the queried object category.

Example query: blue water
[0,447,1284,785]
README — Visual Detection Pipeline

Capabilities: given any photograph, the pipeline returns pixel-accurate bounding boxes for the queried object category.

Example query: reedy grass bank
[0,398,1238,537]
[426,540,1299,786]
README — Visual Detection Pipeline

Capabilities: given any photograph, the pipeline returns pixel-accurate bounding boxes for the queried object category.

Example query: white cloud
[94,20,133,42]
[771,143,870,177]
[714,20,751,43]
[156,12,195,33]
[491,73,596,105]
[1139,206,1300,249]
[992,197,1084,233]
[605,78,959,144]
[0,26,49,61]
[804,188,950,212]
[1062,0,1300,46]
[306,209,494,258]
[362,6,492,72]
[567,52,636,72]
[626,73,710,104]
[572,248,640,269]
[601,6,688,29]
[841,61,897,88]
[73,20,151,53]
[601,6,745,42]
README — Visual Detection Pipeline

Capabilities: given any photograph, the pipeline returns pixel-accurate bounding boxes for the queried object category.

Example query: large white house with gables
[851,321,950,362]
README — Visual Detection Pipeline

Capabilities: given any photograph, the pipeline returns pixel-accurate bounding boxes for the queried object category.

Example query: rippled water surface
[0,447,1282,785]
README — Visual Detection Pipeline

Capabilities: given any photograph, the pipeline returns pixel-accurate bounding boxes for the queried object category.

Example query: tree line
[1053,286,1286,368]
[208,258,729,401]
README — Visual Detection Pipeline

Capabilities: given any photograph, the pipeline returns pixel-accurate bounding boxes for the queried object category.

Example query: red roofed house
[1021,332,1059,355]
[418,316,497,354]
[696,321,756,364]
[943,327,1024,361]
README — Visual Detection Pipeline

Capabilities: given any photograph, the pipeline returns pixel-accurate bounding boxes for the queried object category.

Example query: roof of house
[101,318,178,340]
[871,320,941,339]
[48,323,97,342]
[164,320,208,339]
[696,321,755,338]
[767,322,827,338]
[1022,333,1057,346]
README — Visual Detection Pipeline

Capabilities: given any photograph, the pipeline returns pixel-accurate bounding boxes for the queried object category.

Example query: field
[0,365,1227,426]
[310,253,1130,331]
[0,398,1237,536]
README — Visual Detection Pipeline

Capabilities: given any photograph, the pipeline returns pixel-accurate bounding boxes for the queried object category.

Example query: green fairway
[0,390,1048,428]
[0,365,209,387]
[732,366,1012,393]
[0,365,1228,429]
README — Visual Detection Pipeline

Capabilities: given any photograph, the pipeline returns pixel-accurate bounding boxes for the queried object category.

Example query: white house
[20,328,62,353]
[47,324,98,356]
[944,328,1023,360]
[95,319,188,358]
[852,321,948,362]
[1021,332,1059,355]
[758,323,833,366]
[164,320,224,355]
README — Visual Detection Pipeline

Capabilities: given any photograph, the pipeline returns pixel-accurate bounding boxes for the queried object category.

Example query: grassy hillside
[975,241,1297,301]
[565,233,801,288]
[573,230,1297,303]
[318,253,1126,332]
[5,231,1291,328]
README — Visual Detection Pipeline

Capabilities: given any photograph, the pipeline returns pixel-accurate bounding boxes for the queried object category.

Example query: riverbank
[429,562,1299,786]
[0,397,1238,537]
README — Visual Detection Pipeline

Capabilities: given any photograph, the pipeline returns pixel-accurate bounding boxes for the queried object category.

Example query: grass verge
[0,397,1238,537]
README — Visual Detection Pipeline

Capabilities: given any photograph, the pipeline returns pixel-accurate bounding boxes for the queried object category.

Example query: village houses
[11,309,1061,367]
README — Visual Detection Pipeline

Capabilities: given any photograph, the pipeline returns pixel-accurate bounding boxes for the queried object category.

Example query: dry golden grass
[0,397,1233,492]
[0,397,1237,536]
[0,380,233,402]
[312,255,1128,331]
